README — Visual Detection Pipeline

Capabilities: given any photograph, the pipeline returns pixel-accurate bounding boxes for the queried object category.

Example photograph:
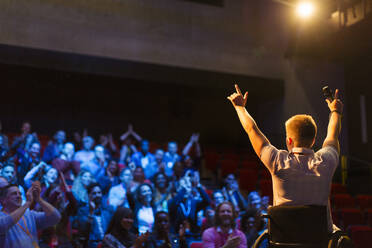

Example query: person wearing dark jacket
[73,183,112,248]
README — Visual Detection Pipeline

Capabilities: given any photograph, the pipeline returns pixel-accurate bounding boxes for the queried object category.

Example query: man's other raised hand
[227,84,248,107]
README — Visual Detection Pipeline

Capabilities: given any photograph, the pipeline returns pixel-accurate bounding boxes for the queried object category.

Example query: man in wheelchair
[228,85,351,247]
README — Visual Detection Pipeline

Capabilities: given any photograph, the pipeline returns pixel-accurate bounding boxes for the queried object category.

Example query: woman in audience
[212,190,226,209]
[246,191,262,212]
[132,166,151,191]
[240,209,264,248]
[146,211,187,248]
[38,172,77,248]
[152,172,172,212]
[128,183,157,234]
[24,162,59,193]
[72,170,94,204]
[97,159,120,195]
[102,207,149,248]
[16,140,41,187]
[52,142,80,186]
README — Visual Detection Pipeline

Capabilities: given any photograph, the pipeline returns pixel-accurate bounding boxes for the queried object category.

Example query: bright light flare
[296,2,315,19]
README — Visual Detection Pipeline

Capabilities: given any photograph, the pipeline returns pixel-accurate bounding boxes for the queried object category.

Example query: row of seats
[332,193,372,211]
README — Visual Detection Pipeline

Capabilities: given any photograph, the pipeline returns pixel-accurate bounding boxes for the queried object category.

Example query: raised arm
[323,89,343,153]
[182,134,195,156]
[129,124,142,142]
[33,182,57,215]
[227,84,270,158]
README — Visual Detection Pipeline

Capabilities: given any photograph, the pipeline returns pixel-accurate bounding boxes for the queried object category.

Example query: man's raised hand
[227,84,248,107]
[326,89,343,114]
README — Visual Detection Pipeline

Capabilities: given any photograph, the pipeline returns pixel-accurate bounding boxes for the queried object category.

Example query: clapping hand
[31,181,41,203]
[26,187,34,205]
[134,231,149,248]
[190,133,200,143]
[225,235,241,248]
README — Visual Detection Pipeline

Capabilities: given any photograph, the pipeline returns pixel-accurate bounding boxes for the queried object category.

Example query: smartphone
[322,86,334,101]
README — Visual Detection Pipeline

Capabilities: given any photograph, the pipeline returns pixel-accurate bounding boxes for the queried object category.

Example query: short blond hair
[285,114,317,148]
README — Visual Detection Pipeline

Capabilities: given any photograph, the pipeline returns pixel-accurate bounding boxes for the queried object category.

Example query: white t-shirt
[137,206,154,234]
[260,145,339,231]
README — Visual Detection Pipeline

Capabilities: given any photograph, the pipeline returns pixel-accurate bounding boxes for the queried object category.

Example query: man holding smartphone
[227,84,343,232]
[0,181,61,248]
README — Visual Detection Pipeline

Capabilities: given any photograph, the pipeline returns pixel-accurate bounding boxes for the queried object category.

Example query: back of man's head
[285,114,317,148]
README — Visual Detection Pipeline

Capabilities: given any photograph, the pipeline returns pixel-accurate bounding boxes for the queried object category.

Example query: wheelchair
[252,205,353,248]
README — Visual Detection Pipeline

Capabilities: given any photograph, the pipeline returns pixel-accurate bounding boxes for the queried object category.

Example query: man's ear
[287,137,293,145]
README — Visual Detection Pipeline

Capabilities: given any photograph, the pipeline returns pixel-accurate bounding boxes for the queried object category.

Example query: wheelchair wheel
[328,231,353,248]
[252,229,269,248]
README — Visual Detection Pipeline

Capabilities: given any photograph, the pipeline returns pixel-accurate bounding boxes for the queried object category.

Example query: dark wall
[344,58,372,193]
[0,49,284,148]
[345,59,372,161]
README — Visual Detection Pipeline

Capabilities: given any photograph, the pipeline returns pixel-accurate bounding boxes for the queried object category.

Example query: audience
[0,124,274,248]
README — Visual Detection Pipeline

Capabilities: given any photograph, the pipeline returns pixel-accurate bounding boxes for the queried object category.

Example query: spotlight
[296,2,315,19]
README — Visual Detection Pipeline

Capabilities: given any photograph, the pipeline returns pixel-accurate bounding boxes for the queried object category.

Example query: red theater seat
[204,151,219,170]
[259,180,273,204]
[239,169,258,191]
[366,208,372,227]
[347,225,372,248]
[331,194,356,210]
[339,208,364,229]
[241,159,260,170]
[331,183,347,194]
[355,195,372,211]
[190,242,203,248]
[220,159,239,177]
